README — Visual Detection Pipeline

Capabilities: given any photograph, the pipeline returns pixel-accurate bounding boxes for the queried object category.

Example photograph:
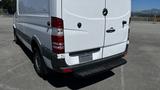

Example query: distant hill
[132,9,160,17]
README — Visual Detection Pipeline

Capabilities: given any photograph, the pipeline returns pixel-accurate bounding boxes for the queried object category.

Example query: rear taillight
[51,17,64,28]
[51,17,64,54]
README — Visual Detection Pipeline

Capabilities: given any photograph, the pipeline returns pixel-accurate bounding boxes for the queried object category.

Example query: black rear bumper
[73,58,126,76]
[57,53,127,76]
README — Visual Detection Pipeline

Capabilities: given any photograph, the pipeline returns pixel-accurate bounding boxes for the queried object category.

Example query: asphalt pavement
[0,16,160,90]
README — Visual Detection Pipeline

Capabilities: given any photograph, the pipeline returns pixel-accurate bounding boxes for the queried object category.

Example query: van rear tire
[33,47,48,79]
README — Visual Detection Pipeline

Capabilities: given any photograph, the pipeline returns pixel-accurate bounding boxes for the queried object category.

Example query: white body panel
[62,0,131,65]
[103,0,131,58]
[63,0,105,53]
[62,0,106,65]
[14,0,131,67]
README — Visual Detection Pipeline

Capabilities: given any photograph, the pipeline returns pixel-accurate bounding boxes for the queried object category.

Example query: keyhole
[103,8,108,16]
[77,22,82,28]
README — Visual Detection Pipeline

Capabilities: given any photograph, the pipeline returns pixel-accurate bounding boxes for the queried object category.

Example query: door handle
[122,21,127,28]
[106,27,115,33]
[46,21,50,32]
[47,21,50,26]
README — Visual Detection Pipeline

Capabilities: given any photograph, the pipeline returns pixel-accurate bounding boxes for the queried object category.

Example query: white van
[13,0,131,77]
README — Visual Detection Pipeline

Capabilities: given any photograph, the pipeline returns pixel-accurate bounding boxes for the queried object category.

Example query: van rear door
[62,0,105,53]
[103,0,131,58]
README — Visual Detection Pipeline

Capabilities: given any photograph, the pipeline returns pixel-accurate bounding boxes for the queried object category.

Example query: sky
[132,0,160,11]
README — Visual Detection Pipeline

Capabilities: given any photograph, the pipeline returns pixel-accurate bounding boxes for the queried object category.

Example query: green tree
[0,1,2,8]
[1,0,16,14]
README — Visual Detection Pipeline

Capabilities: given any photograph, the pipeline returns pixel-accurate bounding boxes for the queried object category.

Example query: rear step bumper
[73,58,126,77]
[60,53,127,76]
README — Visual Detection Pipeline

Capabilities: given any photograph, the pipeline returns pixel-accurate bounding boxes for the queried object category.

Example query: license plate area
[69,48,100,63]
[79,53,92,63]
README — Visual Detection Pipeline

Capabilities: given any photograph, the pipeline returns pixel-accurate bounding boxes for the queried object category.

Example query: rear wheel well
[31,40,39,53]
[31,40,48,79]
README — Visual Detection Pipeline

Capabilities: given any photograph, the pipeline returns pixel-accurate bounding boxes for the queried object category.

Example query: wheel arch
[31,36,43,55]
[13,24,16,30]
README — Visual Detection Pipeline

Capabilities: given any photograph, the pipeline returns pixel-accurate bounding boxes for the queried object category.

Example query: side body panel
[15,0,53,69]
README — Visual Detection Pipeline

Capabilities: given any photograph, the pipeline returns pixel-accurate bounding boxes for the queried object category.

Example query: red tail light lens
[51,17,64,29]
[51,17,64,54]
[52,35,64,54]
[52,35,64,43]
